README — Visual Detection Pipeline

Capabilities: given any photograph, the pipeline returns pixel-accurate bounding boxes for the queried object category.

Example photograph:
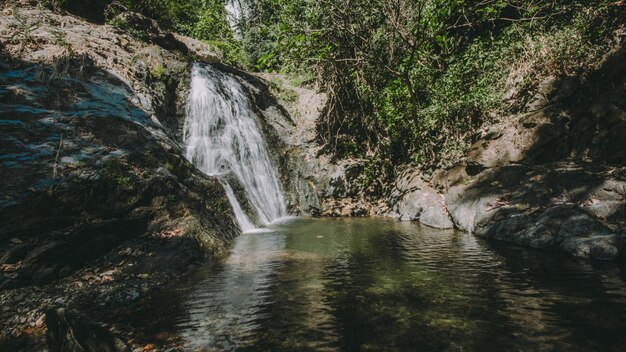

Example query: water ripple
[132,218,626,351]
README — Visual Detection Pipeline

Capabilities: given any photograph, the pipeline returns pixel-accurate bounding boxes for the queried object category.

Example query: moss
[149,63,167,81]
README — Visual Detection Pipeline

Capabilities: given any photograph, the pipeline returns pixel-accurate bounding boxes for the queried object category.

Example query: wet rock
[46,308,130,352]
[445,187,498,233]
[285,166,322,216]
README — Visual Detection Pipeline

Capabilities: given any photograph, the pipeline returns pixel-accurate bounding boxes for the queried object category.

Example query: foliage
[115,0,204,34]
[149,62,167,81]
[236,0,624,172]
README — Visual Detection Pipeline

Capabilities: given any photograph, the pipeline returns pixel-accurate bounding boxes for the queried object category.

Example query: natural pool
[129,218,626,351]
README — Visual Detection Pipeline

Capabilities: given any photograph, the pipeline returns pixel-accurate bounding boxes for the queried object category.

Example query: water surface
[131,218,626,351]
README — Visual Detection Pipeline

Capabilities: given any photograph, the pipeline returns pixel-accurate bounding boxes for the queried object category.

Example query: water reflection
[131,218,626,351]
[177,230,287,350]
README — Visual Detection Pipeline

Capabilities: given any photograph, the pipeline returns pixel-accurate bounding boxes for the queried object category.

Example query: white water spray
[184,64,288,232]
[225,0,244,37]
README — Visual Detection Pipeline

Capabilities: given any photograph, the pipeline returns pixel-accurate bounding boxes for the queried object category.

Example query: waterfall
[225,0,244,36]
[184,64,288,232]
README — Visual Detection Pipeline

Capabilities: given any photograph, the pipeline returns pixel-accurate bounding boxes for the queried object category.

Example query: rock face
[479,205,619,259]
[0,56,236,289]
[435,44,626,260]
[0,3,236,343]
[46,308,130,352]
[237,71,388,218]
[445,163,625,259]
[0,1,235,265]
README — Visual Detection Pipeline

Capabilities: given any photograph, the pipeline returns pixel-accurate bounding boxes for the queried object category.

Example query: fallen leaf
[1,262,22,273]
[35,314,45,328]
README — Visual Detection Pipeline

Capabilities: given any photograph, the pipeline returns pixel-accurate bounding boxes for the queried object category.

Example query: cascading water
[225,0,244,36]
[184,64,288,232]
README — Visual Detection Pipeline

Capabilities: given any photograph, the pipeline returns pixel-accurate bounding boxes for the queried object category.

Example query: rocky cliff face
[0,3,235,346]
[303,44,626,261]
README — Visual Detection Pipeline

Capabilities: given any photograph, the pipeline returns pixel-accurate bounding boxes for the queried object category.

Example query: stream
[129,218,626,351]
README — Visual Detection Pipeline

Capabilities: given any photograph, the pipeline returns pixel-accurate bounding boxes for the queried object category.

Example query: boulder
[443,162,625,260]
[389,170,454,229]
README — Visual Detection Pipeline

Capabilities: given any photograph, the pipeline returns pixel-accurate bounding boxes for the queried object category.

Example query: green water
[131,218,626,351]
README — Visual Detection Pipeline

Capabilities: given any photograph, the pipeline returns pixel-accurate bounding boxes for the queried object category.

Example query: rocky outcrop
[0,57,236,287]
[418,43,626,259]
[444,163,625,259]
[0,3,235,345]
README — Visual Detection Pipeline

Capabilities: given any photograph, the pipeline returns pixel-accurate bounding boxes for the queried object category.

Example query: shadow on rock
[46,308,130,352]
[440,43,626,260]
